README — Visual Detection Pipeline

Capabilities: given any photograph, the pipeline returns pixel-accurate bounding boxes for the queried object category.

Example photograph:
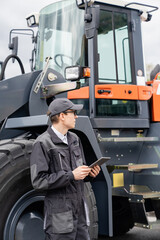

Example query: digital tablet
[89,157,110,168]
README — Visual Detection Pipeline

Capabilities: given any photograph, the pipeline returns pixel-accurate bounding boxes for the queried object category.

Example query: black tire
[84,182,98,240]
[112,196,134,236]
[0,139,98,240]
[0,139,45,240]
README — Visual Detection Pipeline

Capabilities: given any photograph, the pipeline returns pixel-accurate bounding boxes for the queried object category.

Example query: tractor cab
[26,0,158,128]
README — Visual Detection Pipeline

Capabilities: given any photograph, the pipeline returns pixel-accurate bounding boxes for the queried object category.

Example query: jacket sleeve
[30,141,74,191]
[79,139,93,182]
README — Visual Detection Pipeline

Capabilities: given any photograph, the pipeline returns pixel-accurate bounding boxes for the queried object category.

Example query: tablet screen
[89,157,110,168]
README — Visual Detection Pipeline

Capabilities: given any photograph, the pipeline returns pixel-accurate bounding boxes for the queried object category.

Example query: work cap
[48,98,83,117]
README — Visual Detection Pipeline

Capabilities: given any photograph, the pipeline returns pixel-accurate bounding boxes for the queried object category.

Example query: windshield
[35,0,86,76]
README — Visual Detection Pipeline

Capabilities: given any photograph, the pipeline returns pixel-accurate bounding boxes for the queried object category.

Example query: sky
[0,0,160,79]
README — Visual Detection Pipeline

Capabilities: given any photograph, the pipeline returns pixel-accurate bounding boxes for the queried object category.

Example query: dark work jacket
[30,126,89,234]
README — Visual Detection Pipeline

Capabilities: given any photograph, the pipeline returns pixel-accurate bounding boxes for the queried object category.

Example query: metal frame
[94,0,158,13]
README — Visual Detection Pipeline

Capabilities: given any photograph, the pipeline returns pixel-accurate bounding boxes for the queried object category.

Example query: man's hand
[89,165,101,178]
[72,165,91,180]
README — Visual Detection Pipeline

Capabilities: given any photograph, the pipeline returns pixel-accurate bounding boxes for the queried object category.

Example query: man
[30,98,100,240]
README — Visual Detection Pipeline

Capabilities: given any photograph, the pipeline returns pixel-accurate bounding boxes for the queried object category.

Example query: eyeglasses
[63,110,77,116]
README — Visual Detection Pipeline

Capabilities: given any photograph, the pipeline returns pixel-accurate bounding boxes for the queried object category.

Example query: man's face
[61,110,78,130]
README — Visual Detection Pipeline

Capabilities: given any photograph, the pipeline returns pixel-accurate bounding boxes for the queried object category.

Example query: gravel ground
[98,227,160,239]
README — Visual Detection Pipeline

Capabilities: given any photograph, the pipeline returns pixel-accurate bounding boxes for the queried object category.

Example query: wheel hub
[15,211,45,240]
[4,190,45,240]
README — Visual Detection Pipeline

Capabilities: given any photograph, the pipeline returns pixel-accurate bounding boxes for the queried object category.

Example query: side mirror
[76,0,99,39]
[8,36,18,62]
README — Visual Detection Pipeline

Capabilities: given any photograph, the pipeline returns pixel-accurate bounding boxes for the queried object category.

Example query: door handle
[98,89,111,94]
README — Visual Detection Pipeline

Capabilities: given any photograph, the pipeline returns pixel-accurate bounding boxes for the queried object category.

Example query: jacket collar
[47,126,77,146]
[47,126,64,144]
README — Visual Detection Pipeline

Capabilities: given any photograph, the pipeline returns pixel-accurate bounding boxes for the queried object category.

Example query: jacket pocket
[73,149,83,167]
[58,149,70,171]
[52,209,74,233]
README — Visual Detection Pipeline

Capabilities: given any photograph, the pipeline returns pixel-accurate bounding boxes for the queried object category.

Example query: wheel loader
[0,0,160,239]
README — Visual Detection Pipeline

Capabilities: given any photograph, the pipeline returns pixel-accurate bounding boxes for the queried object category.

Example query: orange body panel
[154,72,160,80]
[67,83,160,121]
[137,86,152,100]
[68,84,153,101]
[68,86,89,99]
[95,84,152,101]
[152,80,160,121]
[95,84,138,100]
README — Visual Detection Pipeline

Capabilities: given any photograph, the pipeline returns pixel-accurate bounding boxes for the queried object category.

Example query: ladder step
[130,185,160,199]
[107,163,158,173]
[135,212,160,230]
[132,191,160,199]
[113,185,160,229]
[97,135,159,142]
[129,196,160,229]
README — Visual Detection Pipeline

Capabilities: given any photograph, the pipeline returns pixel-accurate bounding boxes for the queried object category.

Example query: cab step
[107,163,158,173]
[97,134,159,142]
[110,163,160,229]
[128,185,160,229]
[130,184,160,199]
[134,212,160,229]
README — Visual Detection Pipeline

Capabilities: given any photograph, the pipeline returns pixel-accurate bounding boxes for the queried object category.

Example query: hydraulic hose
[0,54,25,80]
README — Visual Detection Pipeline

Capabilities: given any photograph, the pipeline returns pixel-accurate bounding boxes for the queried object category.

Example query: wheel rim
[4,190,45,240]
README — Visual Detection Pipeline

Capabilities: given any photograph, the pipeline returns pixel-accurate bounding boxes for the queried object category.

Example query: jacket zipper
[58,153,63,170]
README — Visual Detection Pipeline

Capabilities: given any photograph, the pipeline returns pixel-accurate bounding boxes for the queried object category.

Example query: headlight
[65,66,90,81]
[26,12,39,27]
